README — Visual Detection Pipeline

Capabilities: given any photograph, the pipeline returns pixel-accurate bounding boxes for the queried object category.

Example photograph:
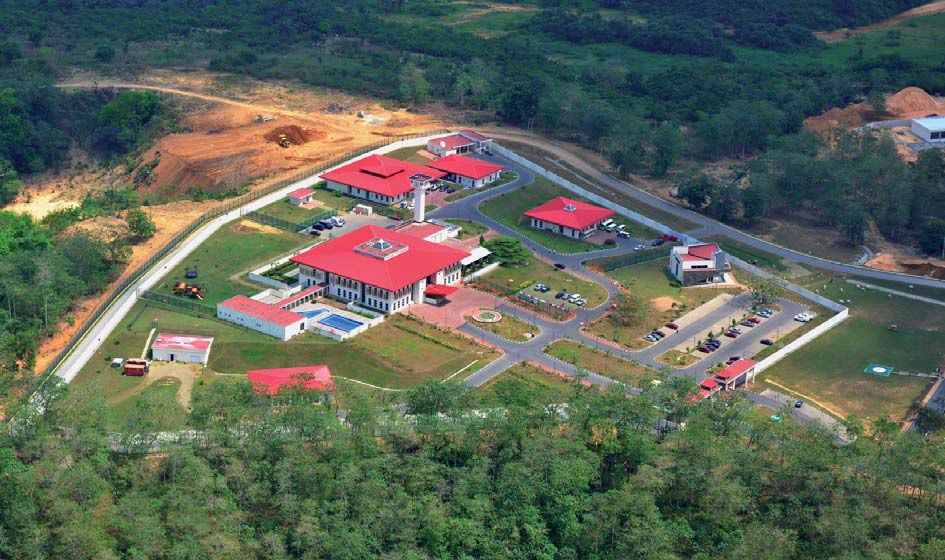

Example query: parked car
[650,239,662,246]
[652,330,665,339]
[318,219,334,230]
[575,298,587,306]
[554,263,566,270]
[724,331,737,338]
[310,229,321,237]
[748,317,762,324]
[740,320,755,328]
[730,327,743,334]
[555,291,567,300]
[698,346,710,353]
[617,231,631,239]
[633,244,645,251]
[760,339,774,345]
[665,322,679,330]
[445,187,456,193]
[794,400,804,408]
[729,356,742,362]
[313,223,325,231]
[568,293,582,303]
[707,338,721,345]
[330,216,345,227]
[644,334,657,342]
[794,312,812,323]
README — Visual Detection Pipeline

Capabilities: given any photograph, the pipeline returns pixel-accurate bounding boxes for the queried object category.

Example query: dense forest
[1,377,944,559]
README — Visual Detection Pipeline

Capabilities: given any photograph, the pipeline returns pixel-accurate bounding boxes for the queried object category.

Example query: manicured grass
[706,237,788,272]
[309,185,356,211]
[443,171,518,203]
[109,377,188,431]
[590,258,743,349]
[656,349,700,367]
[153,219,313,306]
[545,339,660,388]
[384,145,434,165]
[445,219,488,240]
[466,312,539,342]
[477,363,577,407]
[257,198,322,222]
[479,176,604,254]
[759,270,944,422]
[482,258,609,308]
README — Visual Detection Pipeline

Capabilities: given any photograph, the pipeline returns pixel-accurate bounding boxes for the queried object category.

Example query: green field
[466,311,539,342]
[545,339,660,387]
[383,145,433,165]
[445,219,489,240]
[760,271,945,422]
[153,220,313,306]
[479,176,605,253]
[482,257,609,308]
[257,198,323,222]
[443,171,518,203]
[477,363,578,407]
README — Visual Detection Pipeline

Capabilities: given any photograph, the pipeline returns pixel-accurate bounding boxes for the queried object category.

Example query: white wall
[754,308,849,375]
[151,347,209,364]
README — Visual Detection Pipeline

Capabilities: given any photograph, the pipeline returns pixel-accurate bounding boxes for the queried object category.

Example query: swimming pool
[319,313,364,332]
[299,308,329,320]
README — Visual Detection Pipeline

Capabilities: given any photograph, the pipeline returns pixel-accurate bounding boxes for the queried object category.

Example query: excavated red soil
[886,87,940,117]
[263,125,326,145]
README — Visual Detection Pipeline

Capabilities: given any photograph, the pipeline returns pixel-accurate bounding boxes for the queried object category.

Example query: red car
[698,346,710,353]
[749,317,762,324]
[724,332,738,338]
[665,322,679,330]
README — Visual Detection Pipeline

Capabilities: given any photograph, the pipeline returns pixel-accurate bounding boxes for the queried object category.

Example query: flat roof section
[152,333,214,352]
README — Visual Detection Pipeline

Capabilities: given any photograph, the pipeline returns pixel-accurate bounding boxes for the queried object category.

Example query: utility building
[150,333,214,364]
[911,116,945,143]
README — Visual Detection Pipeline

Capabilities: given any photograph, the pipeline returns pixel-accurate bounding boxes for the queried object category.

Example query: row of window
[930,131,944,140]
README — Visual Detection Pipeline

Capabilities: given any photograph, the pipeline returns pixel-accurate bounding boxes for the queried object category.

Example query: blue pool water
[299,308,329,320]
[319,314,364,332]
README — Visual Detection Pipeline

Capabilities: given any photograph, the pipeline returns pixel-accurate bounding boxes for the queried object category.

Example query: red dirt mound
[263,125,326,146]
[886,87,940,117]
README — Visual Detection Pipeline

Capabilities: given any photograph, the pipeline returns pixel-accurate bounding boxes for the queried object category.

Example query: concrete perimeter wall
[753,308,849,375]
[491,144,681,238]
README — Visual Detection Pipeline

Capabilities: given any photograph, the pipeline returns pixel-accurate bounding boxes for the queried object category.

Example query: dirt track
[816,1,945,41]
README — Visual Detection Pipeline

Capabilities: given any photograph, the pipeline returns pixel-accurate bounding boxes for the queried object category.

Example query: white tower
[410,173,432,223]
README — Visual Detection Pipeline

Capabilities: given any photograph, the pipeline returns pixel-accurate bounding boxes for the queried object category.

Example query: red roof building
[247,365,335,396]
[427,134,476,157]
[291,225,468,313]
[713,359,758,389]
[217,295,307,341]
[320,154,445,205]
[427,154,504,188]
[459,129,490,142]
[150,333,215,364]
[523,197,615,239]
[288,187,314,198]
[670,243,730,286]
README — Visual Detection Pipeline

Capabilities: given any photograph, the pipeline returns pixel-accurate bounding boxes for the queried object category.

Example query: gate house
[150,333,214,364]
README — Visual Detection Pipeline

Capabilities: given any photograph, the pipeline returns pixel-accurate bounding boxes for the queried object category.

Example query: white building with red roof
[217,295,307,341]
[320,154,446,206]
[669,243,730,286]
[150,333,214,364]
[523,196,616,239]
[427,154,504,189]
[287,187,314,206]
[712,359,757,390]
[247,365,335,396]
[426,130,493,157]
[291,224,468,313]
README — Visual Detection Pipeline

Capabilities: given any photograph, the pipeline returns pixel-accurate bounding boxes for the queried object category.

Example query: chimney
[410,173,431,223]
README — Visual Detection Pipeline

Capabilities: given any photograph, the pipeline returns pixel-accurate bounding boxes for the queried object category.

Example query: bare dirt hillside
[886,86,941,116]
[816,1,945,41]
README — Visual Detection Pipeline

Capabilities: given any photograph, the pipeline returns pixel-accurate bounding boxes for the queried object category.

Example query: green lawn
[477,363,578,407]
[479,176,605,254]
[257,198,323,222]
[545,339,660,388]
[309,184,356,211]
[591,257,743,350]
[443,171,518,203]
[445,219,488,240]
[466,312,539,342]
[759,271,945,422]
[481,258,609,308]
[153,220,313,306]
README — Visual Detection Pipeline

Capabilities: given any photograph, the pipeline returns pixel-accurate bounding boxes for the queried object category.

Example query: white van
[601,218,615,228]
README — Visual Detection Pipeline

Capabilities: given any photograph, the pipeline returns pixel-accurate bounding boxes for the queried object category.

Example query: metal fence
[139,291,217,318]
[244,207,337,233]
[595,246,672,271]
[9,128,451,421]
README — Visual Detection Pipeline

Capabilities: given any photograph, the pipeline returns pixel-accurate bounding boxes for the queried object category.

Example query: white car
[793,312,812,323]
[568,293,582,303]
[330,216,345,227]
[633,244,645,251]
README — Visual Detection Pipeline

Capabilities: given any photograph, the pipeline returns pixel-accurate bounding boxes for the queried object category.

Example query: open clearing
[477,362,577,406]
[152,219,313,306]
[545,340,658,387]
[816,1,945,41]
[760,271,944,422]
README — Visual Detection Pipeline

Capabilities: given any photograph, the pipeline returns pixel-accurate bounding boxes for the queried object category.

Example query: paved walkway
[845,279,945,307]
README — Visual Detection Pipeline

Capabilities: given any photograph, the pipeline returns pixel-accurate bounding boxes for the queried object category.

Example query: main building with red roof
[247,365,335,396]
[427,154,504,189]
[523,196,615,239]
[320,154,446,206]
[291,224,469,313]
[670,242,730,286]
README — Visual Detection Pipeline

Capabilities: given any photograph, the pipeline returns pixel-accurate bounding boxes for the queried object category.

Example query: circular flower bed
[470,308,502,323]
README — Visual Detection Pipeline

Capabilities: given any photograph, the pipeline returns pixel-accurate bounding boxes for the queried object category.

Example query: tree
[610,293,647,327]
[650,123,680,176]
[398,64,431,106]
[675,169,718,209]
[125,208,156,241]
[483,236,530,266]
[404,379,473,417]
[500,80,541,125]
[918,218,945,256]
[97,91,161,153]
[750,277,782,305]
[740,184,768,225]
[839,203,868,246]
[94,45,115,63]
[0,159,20,205]
[867,89,886,117]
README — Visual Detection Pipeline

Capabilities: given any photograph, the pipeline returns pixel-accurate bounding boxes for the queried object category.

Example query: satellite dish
[440,140,446,148]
